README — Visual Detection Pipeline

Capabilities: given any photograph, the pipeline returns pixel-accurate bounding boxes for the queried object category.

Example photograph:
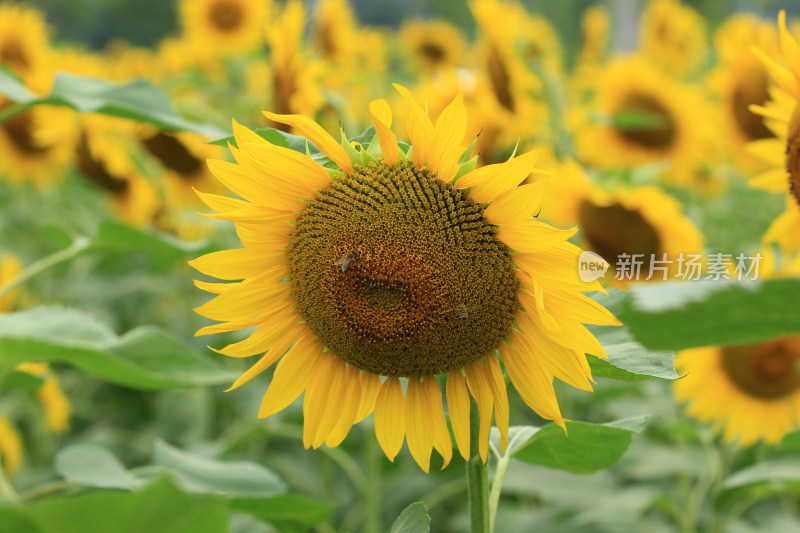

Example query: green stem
[0,237,91,301]
[466,403,490,533]
[364,433,381,533]
[0,468,19,503]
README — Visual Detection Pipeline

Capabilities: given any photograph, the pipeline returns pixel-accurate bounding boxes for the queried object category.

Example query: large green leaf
[511,416,648,474]
[0,70,225,138]
[55,445,144,490]
[0,479,228,533]
[617,279,800,351]
[90,221,214,261]
[724,460,800,489]
[390,502,431,533]
[588,290,678,381]
[154,440,286,498]
[0,307,235,389]
[230,495,336,533]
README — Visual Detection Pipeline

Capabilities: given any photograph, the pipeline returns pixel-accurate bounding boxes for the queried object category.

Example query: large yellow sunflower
[638,0,707,76]
[708,14,779,173]
[190,88,620,471]
[536,156,704,283]
[674,252,800,446]
[179,0,270,59]
[574,55,718,190]
[747,12,800,254]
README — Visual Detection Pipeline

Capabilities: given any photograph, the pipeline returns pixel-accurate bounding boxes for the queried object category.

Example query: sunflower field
[1,0,800,531]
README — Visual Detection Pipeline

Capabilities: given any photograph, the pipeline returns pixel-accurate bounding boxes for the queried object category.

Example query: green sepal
[454,154,478,181]
[340,126,362,168]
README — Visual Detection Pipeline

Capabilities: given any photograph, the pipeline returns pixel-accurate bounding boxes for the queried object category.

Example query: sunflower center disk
[209,0,243,31]
[289,161,519,377]
[578,200,661,270]
[615,92,676,149]
[142,132,203,177]
[721,336,800,399]
[1,107,48,155]
[0,41,30,72]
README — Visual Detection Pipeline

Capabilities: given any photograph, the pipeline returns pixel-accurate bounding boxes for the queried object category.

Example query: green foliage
[0,307,235,389]
[55,445,143,490]
[391,502,432,533]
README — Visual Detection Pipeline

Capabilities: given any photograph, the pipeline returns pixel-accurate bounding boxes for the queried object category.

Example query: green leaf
[724,460,800,489]
[154,440,286,498]
[0,478,228,533]
[0,370,44,391]
[230,495,335,533]
[390,502,431,533]
[588,290,678,381]
[55,445,143,490]
[0,307,235,389]
[617,279,800,351]
[0,71,224,137]
[90,221,213,261]
[512,416,648,474]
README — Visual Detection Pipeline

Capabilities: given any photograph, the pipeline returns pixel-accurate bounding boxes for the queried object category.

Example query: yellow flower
[0,253,21,313]
[574,55,718,190]
[400,19,467,72]
[190,87,620,472]
[0,417,22,476]
[179,0,270,59]
[708,14,779,173]
[639,0,707,76]
[674,252,800,446]
[747,11,800,254]
[0,2,51,92]
[577,5,610,68]
[15,363,72,434]
[536,157,704,283]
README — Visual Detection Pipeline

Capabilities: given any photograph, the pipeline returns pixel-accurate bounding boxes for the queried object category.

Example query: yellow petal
[258,335,323,418]
[446,371,471,461]
[422,375,453,469]
[195,190,249,213]
[302,354,338,448]
[369,99,399,165]
[312,358,349,448]
[263,111,353,172]
[193,280,235,294]
[483,182,548,226]
[394,84,435,167]
[194,276,291,321]
[483,355,509,453]
[430,92,467,181]
[325,365,363,447]
[189,247,286,281]
[499,342,565,426]
[207,158,300,211]
[225,323,309,391]
[496,221,577,253]
[778,11,800,83]
[465,361,493,463]
[214,310,299,358]
[374,377,405,461]
[455,150,539,204]
[355,372,381,423]
[239,141,331,190]
[405,378,434,472]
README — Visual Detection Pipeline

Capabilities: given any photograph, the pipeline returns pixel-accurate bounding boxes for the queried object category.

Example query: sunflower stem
[364,430,381,533]
[466,401,490,533]
[0,237,91,301]
[0,467,18,503]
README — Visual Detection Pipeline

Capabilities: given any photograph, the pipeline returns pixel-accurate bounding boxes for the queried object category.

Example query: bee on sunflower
[190,87,620,471]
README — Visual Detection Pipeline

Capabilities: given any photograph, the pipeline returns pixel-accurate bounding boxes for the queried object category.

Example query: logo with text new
[578,251,609,282]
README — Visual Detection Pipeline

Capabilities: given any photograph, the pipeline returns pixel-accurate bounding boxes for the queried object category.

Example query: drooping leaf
[724,460,800,489]
[90,221,214,262]
[230,495,336,533]
[0,70,225,138]
[617,279,800,351]
[511,416,648,474]
[390,502,431,533]
[0,307,235,389]
[0,370,44,391]
[55,445,143,490]
[154,440,286,498]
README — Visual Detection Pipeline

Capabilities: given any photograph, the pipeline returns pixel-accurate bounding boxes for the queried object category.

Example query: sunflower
[400,19,467,73]
[638,0,707,76]
[747,12,800,254]
[15,363,72,435]
[190,87,620,471]
[179,0,270,59]
[76,115,160,228]
[0,417,22,476]
[674,252,800,446]
[0,2,51,92]
[0,253,21,313]
[708,14,779,173]
[574,55,718,190]
[536,156,703,282]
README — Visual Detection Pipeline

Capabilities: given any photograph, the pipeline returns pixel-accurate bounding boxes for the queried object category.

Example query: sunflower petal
[355,372,381,423]
[483,355,509,453]
[446,370,471,461]
[369,99,399,165]
[374,377,405,461]
[258,335,323,418]
[465,360,493,463]
[325,365,363,447]
[422,375,453,469]
[483,182,548,226]
[455,150,540,204]
[263,111,353,172]
[405,378,434,472]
